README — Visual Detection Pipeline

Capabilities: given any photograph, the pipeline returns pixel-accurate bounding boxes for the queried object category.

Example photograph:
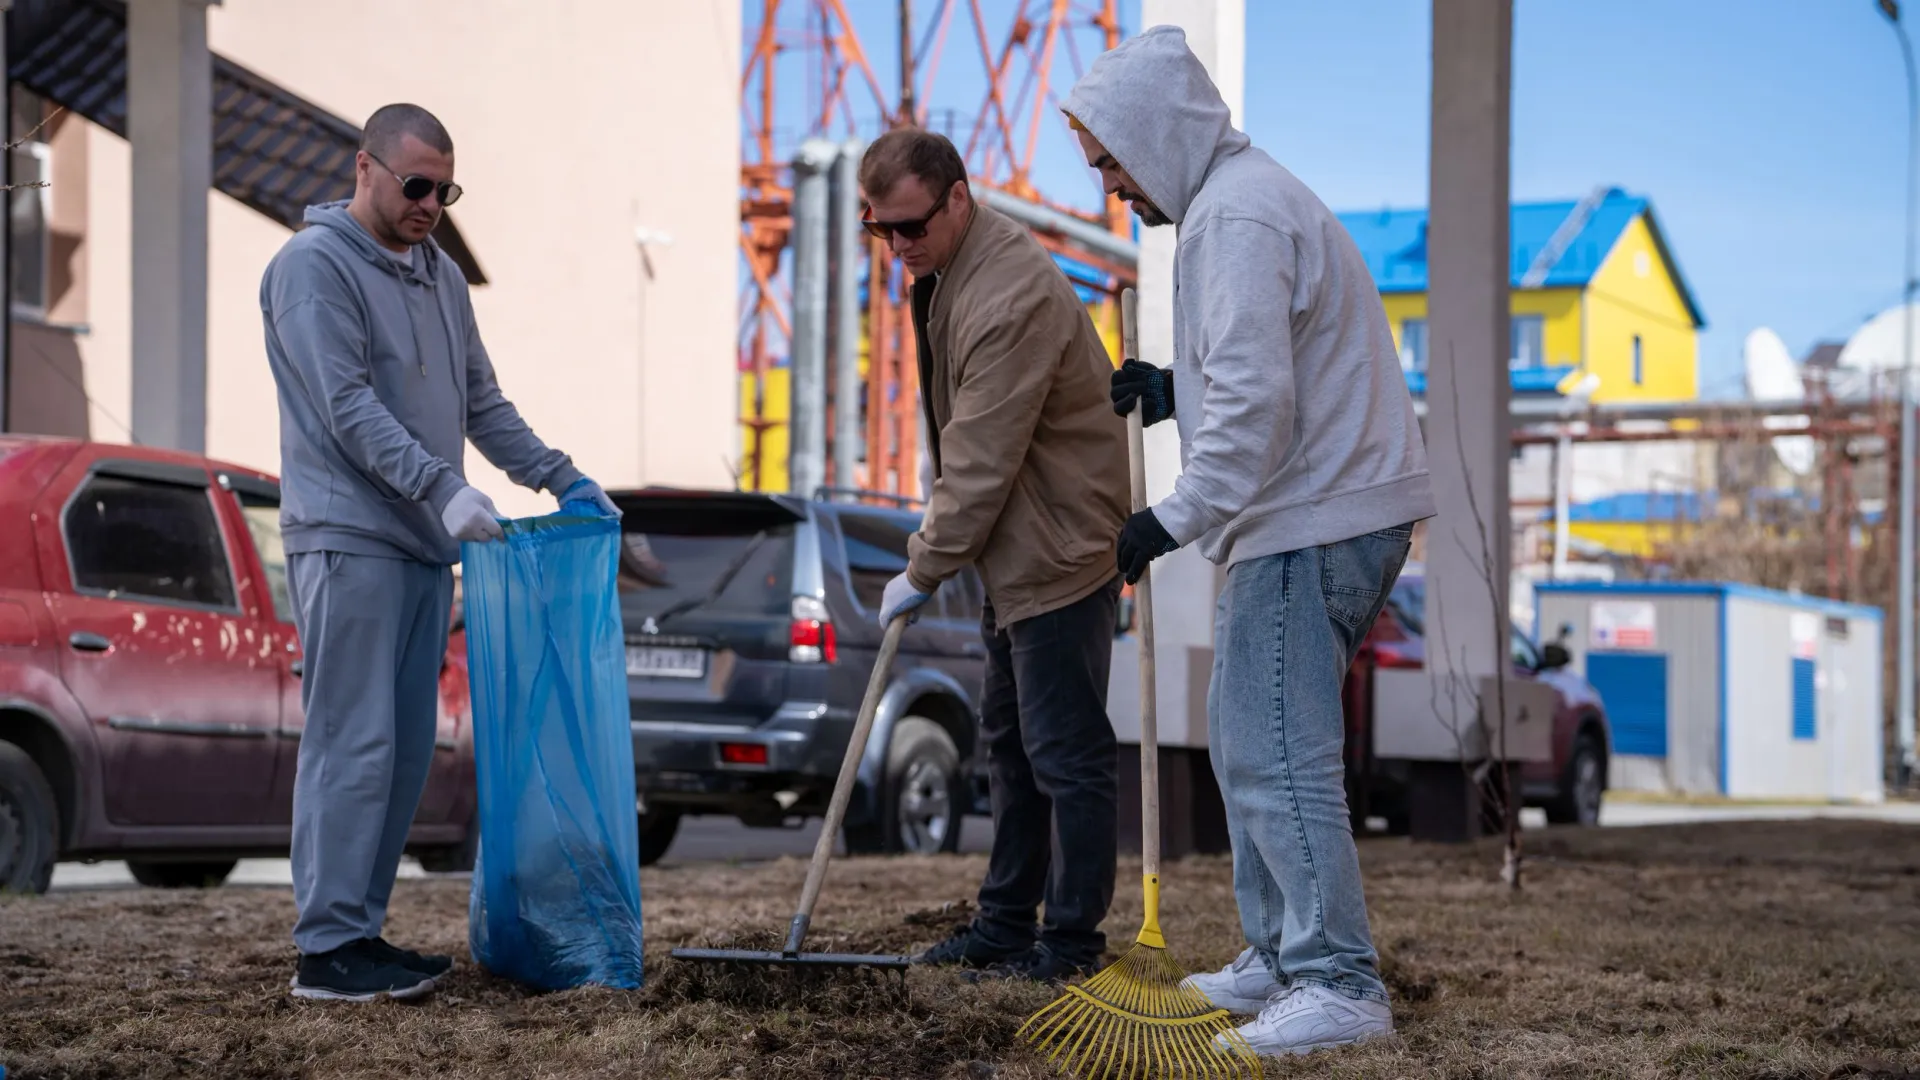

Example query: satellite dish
[1743,327,1815,476]
[1836,302,1920,398]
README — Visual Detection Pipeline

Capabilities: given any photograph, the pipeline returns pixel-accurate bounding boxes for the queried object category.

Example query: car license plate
[626,645,707,679]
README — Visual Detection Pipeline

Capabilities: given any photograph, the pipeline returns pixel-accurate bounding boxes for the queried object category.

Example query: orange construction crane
[738,0,1132,498]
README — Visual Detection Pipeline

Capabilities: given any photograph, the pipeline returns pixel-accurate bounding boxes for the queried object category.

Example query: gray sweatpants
[287,550,454,956]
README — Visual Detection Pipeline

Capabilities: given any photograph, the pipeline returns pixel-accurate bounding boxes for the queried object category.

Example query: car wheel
[0,742,59,895]
[638,807,682,867]
[846,717,962,856]
[127,860,237,889]
[1545,732,1606,826]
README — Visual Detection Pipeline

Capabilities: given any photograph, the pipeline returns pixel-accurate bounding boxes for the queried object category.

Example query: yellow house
[1336,187,1706,402]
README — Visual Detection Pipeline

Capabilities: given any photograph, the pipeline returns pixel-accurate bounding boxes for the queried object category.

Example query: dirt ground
[4,820,1920,1080]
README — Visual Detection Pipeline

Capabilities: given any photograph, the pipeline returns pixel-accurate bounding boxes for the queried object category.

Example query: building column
[1107,0,1243,755]
[128,0,215,452]
[1420,0,1513,836]
[1104,0,1244,860]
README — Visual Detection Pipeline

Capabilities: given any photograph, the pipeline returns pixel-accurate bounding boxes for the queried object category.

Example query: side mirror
[1539,643,1572,670]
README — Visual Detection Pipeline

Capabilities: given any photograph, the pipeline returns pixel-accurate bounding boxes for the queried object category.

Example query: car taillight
[719,742,770,766]
[789,595,836,664]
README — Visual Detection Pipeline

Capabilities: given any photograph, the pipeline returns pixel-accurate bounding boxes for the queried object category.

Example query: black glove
[1110,359,1175,427]
[1117,509,1178,584]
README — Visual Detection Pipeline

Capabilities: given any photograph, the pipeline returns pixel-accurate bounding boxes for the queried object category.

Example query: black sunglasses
[862,186,950,241]
[366,151,463,207]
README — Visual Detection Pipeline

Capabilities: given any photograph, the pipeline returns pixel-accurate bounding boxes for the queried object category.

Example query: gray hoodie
[259,201,583,566]
[1064,26,1435,567]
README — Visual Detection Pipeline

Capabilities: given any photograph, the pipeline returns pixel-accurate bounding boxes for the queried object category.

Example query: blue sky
[754,1,1914,399]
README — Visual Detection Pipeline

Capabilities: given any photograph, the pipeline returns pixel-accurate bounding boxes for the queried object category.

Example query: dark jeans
[970,575,1122,966]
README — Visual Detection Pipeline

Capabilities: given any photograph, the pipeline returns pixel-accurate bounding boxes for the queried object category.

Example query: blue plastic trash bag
[461,502,644,990]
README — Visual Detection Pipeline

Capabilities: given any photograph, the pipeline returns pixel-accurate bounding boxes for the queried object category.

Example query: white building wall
[76,1,741,518]
[1825,613,1885,803]
[1723,595,1884,802]
[1536,588,1719,795]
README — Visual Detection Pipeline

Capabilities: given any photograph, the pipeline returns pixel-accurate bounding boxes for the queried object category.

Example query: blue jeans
[1207,525,1414,1004]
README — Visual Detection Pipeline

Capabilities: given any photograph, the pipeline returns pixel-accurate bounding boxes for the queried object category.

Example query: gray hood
[1062,24,1250,226]
[302,200,444,280]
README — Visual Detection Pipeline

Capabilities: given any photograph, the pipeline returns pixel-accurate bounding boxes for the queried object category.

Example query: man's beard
[1124,192,1171,228]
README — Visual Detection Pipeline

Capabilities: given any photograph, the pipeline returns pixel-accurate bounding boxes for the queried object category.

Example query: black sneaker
[962,947,1100,986]
[291,941,436,1002]
[363,936,453,980]
[912,926,1027,969]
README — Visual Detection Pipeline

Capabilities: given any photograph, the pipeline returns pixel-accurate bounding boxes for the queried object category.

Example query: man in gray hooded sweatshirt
[260,103,618,1002]
[1064,27,1435,1057]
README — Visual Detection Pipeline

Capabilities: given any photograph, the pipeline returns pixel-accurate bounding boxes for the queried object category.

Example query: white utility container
[1534,582,1884,802]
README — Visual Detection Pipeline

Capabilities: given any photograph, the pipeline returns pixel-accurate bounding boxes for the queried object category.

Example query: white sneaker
[1218,984,1393,1057]
[1180,947,1285,1016]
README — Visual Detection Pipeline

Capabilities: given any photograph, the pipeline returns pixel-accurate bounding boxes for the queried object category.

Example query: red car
[0,437,476,894]
[1343,564,1612,832]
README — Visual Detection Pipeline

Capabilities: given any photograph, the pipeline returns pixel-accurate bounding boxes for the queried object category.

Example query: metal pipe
[1510,419,1885,446]
[789,139,837,499]
[830,139,865,492]
[899,0,916,125]
[973,184,1139,268]
[1883,0,1918,787]
[1417,395,1888,424]
[1551,427,1571,579]
[0,2,12,432]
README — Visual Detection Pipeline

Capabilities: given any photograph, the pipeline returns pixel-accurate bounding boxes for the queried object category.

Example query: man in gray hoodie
[259,103,618,1002]
[1064,27,1436,1058]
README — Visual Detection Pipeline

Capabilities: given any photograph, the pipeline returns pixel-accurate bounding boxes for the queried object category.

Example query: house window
[9,89,51,318]
[1632,335,1644,386]
[1400,318,1428,373]
[1510,314,1545,369]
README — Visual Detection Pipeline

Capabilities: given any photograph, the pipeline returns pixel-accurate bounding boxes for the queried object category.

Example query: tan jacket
[905,201,1129,625]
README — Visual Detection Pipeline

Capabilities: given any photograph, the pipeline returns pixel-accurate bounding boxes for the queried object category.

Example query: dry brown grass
[4,820,1920,1079]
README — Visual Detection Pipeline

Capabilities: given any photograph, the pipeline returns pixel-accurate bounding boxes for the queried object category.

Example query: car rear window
[616,524,796,620]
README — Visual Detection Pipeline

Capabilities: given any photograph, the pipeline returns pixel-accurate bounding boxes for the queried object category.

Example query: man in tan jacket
[862,127,1130,983]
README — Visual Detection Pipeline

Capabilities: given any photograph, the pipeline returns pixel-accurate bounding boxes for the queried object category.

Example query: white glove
[441,485,505,543]
[878,571,932,627]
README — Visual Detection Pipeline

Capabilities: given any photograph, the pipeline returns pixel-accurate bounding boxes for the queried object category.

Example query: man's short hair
[361,103,453,159]
[859,127,968,202]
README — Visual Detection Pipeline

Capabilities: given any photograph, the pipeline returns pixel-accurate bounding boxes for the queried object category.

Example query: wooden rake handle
[785,612,908,954]
[1121,288,1162,884]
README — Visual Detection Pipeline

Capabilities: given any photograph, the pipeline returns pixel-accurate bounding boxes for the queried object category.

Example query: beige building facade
[7,0,741,519]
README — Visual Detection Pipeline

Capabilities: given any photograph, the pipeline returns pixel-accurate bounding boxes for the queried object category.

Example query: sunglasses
[861,186,950,241]
[366,151,463,207]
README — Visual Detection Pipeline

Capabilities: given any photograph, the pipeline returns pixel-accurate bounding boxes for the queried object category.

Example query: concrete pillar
[128,0,216,452]
[787,139,835,499]
[1112,0,1245,753]
[830,139,865,493]
[1423,0,1513,783]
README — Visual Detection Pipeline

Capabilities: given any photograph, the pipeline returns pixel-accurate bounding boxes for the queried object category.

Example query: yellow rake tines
[1017,876,1257,1080]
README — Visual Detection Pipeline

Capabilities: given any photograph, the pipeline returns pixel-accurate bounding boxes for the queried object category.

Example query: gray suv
[609,487,991,863]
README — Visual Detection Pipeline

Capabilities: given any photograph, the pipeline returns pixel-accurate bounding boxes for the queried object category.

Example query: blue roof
[1538,489,1884,526]
[1540,491,1712,524]
[1336,187,1706,329]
